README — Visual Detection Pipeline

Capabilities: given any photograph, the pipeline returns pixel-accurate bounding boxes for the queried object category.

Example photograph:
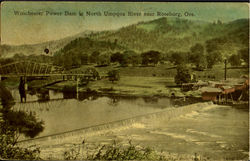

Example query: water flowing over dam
[17,102,213,148]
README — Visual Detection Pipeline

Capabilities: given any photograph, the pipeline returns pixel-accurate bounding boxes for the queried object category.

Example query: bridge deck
[0,73,99,77]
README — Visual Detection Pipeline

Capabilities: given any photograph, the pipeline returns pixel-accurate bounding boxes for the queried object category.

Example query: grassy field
[32,63,248,98]
[2,63,247,98]
[48,75,199,98]
[72,64,248,80]
[87,76,179,97]
[70,64,247,97]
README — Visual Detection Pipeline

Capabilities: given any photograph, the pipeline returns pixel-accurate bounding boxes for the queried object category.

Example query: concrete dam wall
[17,102,213,148]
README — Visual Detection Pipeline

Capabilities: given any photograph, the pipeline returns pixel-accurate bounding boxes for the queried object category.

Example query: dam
[17,102,213,146]
[15,101,216,158]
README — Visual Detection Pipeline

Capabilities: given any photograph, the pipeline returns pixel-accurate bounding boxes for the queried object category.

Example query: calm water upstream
[10,89,173,137]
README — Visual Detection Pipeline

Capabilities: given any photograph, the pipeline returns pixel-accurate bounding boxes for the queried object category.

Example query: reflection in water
[78,91,99,101]
[28,88,50,102]
[143,96,158,104]
[10,87,203,137]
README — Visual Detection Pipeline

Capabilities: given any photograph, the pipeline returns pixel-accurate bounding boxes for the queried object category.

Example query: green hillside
[1,17,248,67]
[0,31,93,58]
[94,17,248,56]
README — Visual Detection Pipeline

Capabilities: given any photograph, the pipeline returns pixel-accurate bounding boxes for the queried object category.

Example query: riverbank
[46,76,201,98]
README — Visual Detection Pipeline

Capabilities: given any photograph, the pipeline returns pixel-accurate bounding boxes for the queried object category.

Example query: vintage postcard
[0,1,249,160]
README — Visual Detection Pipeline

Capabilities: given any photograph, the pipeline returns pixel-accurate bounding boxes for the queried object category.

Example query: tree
[79,53,88,65]
[107,70,120,83]
[110,51,139,67]
[205,39,224,68]
[189,43,206,69]
[217,19,223,25]
[3,111,44,138]
[174,65,191,85]
[89,51,100,64]
[206,51,222,68]
[206,39,219,54]
[239,48,249,65]
[97,53,110,66]
[72,53,81,68]
[141,50,161,66]
[110,52,123,64]
[228,54,241,66]
[170,52,185,65]
[84,67,100,80]
[0,84,43,159]
[130,54,141,66]
[123,50,139,66]
[64,52,73,69]
[53,50,64,66]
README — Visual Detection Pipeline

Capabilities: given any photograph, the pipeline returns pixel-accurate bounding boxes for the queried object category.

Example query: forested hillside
[0,17,248,70]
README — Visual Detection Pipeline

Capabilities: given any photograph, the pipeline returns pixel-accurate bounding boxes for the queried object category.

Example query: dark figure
[18,77,26,103]
[171,93,176,99]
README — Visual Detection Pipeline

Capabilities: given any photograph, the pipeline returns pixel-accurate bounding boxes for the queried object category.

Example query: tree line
[53,49,162,69]
[52,43,249,70]
[0,41,248,71]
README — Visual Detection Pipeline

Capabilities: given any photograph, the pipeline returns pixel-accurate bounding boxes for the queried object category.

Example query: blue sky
[1,2,249,45]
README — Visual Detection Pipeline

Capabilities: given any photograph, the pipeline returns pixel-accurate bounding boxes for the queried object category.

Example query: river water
[83,104,249,160]
[10,89,173,137]
[10,89,249,160]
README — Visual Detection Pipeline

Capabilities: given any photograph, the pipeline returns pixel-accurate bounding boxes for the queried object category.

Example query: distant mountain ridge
[0,31,95,58]
[0,17,248,58]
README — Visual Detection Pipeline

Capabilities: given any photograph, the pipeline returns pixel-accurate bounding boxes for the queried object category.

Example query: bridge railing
[0,61,64,76]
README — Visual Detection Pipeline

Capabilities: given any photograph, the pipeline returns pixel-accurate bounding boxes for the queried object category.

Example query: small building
[199,87,222,101]
[220,86,235,94]
[198,77,249,103]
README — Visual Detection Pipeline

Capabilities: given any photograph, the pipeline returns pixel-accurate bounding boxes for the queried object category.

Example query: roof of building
[220,86,234,90]
[223,78,247,85]
[199,87,222,93]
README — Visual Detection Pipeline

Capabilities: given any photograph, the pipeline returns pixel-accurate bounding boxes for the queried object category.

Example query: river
[11,89,174,137]
[82,104,249,160]
[10,88,249,160]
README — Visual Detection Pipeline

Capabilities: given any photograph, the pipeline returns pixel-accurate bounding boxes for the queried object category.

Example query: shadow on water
[29,88,50,102]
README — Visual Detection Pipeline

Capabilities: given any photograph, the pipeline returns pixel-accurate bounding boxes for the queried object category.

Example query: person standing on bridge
[18,77,27,103]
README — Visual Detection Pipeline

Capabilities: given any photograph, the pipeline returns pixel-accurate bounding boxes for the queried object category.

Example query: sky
[0,2,249,45]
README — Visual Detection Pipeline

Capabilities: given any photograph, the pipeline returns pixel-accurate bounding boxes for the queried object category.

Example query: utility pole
[224,59,227,80]
[76,76,79,100]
